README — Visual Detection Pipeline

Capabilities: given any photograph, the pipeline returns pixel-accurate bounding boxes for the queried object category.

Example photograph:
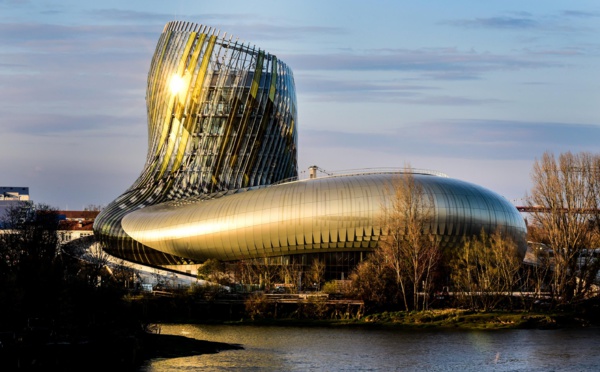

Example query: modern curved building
[93,21,527,278]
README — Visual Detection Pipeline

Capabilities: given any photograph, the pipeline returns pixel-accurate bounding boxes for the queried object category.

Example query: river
[139,324,600,371]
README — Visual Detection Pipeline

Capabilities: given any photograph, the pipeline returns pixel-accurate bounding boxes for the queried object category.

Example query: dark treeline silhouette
[0,203,244,370]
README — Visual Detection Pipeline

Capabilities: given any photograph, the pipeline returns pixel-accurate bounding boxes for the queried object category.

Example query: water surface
[140,324,600,371]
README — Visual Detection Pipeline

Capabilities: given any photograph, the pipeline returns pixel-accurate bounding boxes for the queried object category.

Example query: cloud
[443,16,539,29]
[441,10,598,34]
[283,48,560,75]
[0,0,30,5]
[2,113,144,136]
[0,22,159,54]
[408,95,504,106]
[0,21,152,139]
[86,9,344,43]
[296,77,500,105]
[295,73,505,105]
[200,23,344,44]
[561,10,600,18]
[88,9,180,23]
[521,46,587,57]
[295,74,429,102]
[0,23,75,46]
[299,121,600,162]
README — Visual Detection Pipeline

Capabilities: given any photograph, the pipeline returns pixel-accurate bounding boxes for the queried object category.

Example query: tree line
[195,151,600,314]
[351,151,600,312]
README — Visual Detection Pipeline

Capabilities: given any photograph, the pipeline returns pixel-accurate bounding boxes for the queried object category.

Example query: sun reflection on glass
[170,74,185,95]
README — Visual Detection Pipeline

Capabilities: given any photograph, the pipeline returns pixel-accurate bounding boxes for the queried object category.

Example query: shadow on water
[142,333,243,360]
[0,327,243,371]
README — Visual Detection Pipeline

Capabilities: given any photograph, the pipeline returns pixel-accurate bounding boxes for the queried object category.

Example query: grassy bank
[131,295,600,331]
[214,308,595,330]
[356,309,573,330]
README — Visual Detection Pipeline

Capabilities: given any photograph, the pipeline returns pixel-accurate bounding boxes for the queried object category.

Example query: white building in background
[0,186,96,245]
[0,187,30,201]
[0,187,31,227]
[57,210,99,244]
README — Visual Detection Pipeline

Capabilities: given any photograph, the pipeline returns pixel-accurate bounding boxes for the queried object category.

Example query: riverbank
[136,311,599,368]
[134,294,600,331]
[139,321,600,371]
[207,308,598,330]
[4,307,593,370]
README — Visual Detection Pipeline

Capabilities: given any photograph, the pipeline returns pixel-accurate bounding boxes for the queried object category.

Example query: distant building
[57,210,99,244]
[0,187,29,201]
[0,186,98,244]
[0,187,31,227]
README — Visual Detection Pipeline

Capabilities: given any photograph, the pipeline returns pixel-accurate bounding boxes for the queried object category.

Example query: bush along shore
[129,292,600,331]
[215,309,597,330]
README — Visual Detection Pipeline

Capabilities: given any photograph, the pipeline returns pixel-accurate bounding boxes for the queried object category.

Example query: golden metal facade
[93,21,297,264]
[93,21,527,268]
[121,172,527,262]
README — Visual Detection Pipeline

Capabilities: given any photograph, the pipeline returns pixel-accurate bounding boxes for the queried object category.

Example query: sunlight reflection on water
[140,324,600,371]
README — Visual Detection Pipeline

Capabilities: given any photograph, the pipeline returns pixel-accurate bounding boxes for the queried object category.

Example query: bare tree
[278,261,302,293]
[234,259,260,291]
[522,241,553,308]
[258,257,281,291]
[63,237,111,287]
[526,151,600,303]
[451,230,522,310]
[1,203,60,264]
[308,258,326,291]
[60,234,137,291]
[236,257,282,292]
[378,166,441,311]
[350,251,398,310]
[0,203,64,322]
[111,257,137,288]
[83,204,104,212]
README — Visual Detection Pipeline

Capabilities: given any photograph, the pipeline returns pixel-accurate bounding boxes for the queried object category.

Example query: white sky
[1,0,599,209]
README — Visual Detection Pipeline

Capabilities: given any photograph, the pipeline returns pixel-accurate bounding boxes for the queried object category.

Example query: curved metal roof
[122,172,527,261]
